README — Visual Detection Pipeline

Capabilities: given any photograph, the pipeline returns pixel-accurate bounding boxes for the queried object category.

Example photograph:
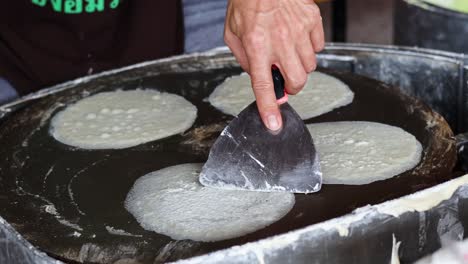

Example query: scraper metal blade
[199,68,322,193]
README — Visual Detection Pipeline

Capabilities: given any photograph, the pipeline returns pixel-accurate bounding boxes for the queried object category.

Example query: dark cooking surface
[0,68,456,263]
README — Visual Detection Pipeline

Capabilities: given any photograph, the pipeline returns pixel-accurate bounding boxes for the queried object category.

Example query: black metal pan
[0,54,456,263]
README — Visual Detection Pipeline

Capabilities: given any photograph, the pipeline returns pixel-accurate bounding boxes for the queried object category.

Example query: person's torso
[0,0,183,94]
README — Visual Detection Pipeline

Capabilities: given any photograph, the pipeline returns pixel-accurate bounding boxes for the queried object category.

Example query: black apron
[0,0,184,95]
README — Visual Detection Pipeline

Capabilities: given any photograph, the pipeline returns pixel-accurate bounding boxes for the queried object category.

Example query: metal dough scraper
[199,68,322,193]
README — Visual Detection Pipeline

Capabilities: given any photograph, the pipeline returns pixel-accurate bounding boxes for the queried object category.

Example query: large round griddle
[0,59,456,263]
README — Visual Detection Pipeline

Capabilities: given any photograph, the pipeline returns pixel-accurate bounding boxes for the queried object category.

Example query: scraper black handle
[272,67,286,100]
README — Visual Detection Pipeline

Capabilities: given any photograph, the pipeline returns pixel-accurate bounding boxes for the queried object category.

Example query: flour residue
[390,234,401,264]
[43,204,83,231]
[105,225,142,237]
[377,175,468,217]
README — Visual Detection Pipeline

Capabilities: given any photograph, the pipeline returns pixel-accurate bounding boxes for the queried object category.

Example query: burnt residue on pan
[0,66,456,263]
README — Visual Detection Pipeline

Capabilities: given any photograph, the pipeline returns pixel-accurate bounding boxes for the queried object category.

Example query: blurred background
[183,0,468,54]
[183,0,394,53]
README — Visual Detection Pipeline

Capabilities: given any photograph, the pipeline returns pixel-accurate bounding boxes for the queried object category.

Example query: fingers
[293,3,318,72]
[296,36,317,74]
[224,30,250,72]
[223,0,326,132]
[310,15,325,52]
[274,2,318,94]
[276,42,307,95]
[293,1,324,53]
[301,2,325,52]
[273,15,308,95]
[243,35,282,132]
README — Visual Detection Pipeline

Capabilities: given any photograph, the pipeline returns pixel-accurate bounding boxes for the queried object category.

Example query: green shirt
[424,0,468,14]
[0,0,184,95]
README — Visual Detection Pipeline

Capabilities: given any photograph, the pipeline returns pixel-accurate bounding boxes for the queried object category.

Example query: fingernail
[267,115,281,131]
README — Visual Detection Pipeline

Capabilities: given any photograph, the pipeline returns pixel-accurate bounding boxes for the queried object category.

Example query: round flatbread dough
[50,90,197,149]
[125,163,295,242]
[307,121,422,185]
[208,72,354,119]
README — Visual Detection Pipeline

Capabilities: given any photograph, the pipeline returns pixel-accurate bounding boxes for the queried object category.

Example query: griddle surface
[0,68,455,263]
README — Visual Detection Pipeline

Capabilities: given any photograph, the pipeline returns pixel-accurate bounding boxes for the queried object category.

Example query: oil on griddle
[0,66,456,263]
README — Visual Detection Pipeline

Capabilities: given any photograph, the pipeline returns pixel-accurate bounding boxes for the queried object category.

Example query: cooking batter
[125,163,295,242]
[50,90,198,149]
[0,0,325,131]
[209,71,354,119]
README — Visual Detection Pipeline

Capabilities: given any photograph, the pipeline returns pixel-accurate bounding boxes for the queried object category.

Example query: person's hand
[224,0,324,131]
